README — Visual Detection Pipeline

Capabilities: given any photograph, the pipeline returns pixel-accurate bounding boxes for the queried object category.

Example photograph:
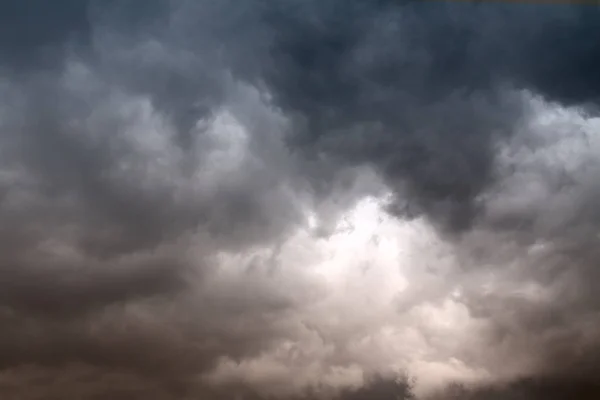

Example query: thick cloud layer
[1,1,600,399]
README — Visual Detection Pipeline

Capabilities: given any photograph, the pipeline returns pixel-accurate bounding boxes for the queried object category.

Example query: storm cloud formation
[1,0,600,399]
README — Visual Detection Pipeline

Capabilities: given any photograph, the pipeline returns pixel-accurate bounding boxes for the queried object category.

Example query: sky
[0,1,600,399]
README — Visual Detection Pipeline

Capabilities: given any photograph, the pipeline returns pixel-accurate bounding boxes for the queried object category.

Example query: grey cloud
[254,1,600,232]
[0,0,91,69]
[0,30,313,395]
[1,1,600,399]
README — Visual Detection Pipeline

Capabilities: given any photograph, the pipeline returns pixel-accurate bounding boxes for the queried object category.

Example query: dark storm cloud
[0,0,91,69]
[254,1,600,232]
[0,0,171,70]
[10,1,599,233]
[0,368,416,400]
[1,0,600,399]
[427,376,600,400]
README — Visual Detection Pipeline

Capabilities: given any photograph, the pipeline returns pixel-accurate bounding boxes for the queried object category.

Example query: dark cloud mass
[258,1,600,232]
[0,0,600,399]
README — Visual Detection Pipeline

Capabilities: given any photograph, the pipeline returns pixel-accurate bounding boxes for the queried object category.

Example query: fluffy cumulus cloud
[1,1,600,399]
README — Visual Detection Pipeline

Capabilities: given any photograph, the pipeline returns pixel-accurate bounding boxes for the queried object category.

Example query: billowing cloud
[0,1,600,399]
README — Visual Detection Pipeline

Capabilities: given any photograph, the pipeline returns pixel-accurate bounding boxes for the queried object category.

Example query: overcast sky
[0,1,600,399]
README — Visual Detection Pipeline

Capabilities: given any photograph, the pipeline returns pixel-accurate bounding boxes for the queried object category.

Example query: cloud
[0,1,600,399]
